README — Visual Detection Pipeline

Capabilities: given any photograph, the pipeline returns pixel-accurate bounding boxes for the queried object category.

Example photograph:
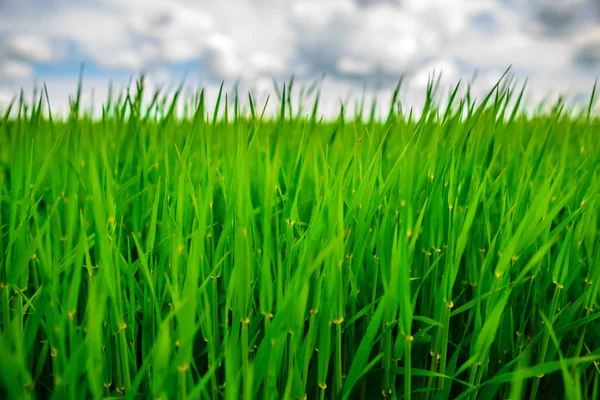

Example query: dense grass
[1,75,599,400]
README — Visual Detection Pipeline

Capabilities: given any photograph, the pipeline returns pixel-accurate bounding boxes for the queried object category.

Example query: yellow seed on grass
[400,200,406,207]
[51,348,58,357]
[177,245,184,254]
[309,309,318,316]
[406,229,412,238]
[333,317,344,325]
[178,364,188,373]
[580,200,586,207]
[406,335,414,342]
[319,383,327,390]
[241,317,251,325]
[119,322,127,331]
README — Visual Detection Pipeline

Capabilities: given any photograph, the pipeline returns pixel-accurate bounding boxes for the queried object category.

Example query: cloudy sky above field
[0,0,599,116]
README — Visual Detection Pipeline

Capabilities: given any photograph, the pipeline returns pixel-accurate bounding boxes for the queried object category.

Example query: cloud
[0,88,14,109]
[291,0,499,83]
[337,57,376,75]
[534,2,579,36]
[571,26,600,69]
[0,60,34,79]
[574,44,600,68]
[4,34,57,62]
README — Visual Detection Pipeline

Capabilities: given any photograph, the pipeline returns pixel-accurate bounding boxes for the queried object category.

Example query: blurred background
[0,0,599,117]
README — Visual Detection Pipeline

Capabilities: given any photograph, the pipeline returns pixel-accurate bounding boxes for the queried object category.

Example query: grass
[0,73,599,400]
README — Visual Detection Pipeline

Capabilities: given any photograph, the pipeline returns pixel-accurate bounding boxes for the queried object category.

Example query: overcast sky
[1,0,599,117]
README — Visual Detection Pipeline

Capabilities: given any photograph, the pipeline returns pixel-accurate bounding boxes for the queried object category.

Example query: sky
[0,0,599,117]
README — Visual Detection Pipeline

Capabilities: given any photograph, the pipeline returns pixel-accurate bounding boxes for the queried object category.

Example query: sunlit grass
[1,73,599,400]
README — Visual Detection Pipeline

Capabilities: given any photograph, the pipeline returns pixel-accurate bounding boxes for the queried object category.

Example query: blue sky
[0,0,599,116]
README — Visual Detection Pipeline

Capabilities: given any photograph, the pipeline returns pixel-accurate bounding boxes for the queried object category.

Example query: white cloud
[251,52,287,74]
[292,0,357,27]
[337,57,375,75]
[0,60,34,79]
[5,34,57,62]
[0,88,14,109]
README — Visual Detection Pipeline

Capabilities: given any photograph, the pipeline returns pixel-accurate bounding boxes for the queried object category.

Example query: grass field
[1,74,599,400]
